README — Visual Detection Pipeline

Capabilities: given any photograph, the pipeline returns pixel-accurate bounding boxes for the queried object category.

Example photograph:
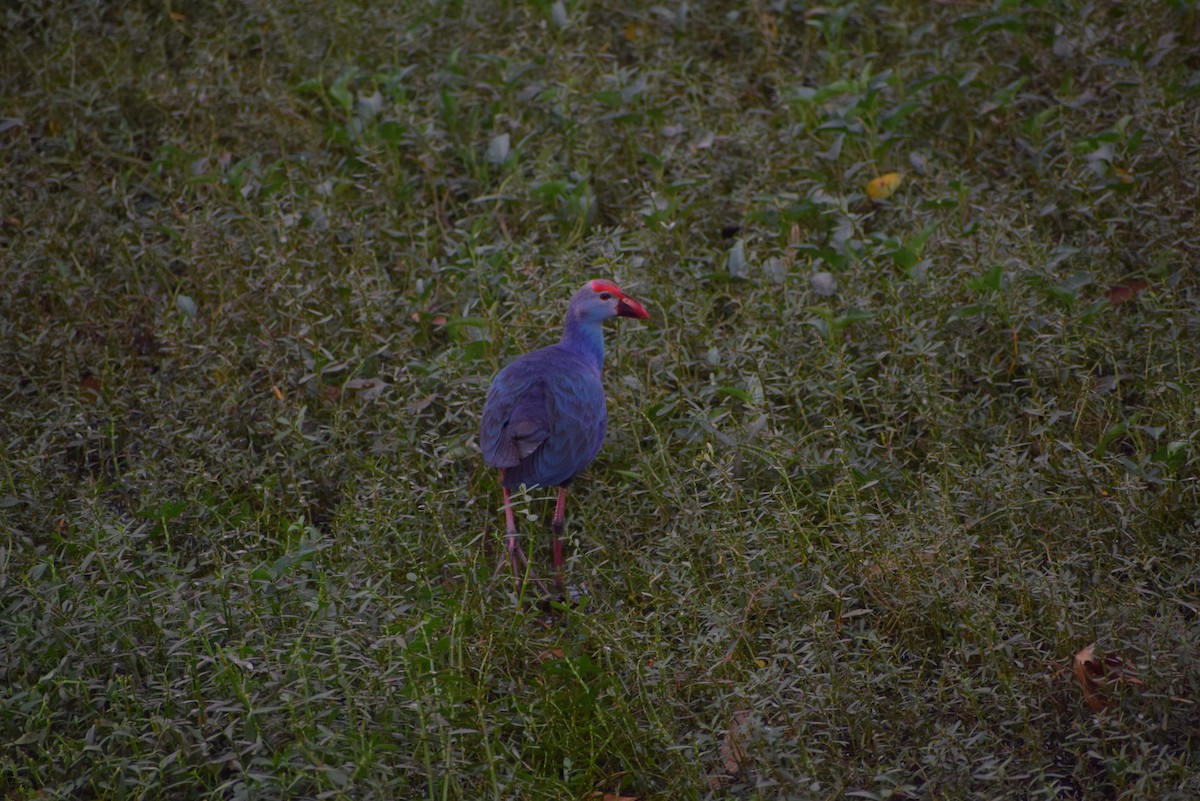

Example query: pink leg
[502,483,524,584]
[552,487,567,590]
[499,474,549,594]
[501,477,550,597]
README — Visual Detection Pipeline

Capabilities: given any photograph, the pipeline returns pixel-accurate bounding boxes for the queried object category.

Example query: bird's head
[573,279,650,322]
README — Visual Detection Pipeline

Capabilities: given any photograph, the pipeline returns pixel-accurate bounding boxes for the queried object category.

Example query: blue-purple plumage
[480,344,607,488]
[481,279,649,590]
[480,281,648,490]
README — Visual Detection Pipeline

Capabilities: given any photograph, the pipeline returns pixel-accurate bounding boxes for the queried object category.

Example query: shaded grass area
[2,0,1199,798]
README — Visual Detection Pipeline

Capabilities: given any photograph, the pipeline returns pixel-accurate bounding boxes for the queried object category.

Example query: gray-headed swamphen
[480,280,650,591]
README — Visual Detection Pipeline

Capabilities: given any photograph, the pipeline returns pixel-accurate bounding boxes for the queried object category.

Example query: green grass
[3,0,1199,798]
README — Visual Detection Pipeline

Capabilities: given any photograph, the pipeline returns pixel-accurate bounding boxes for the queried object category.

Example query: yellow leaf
[866,171,902,201]
[1113,166,1134,184]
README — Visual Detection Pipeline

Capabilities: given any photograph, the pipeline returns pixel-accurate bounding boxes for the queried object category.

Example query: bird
[479,279,650,593]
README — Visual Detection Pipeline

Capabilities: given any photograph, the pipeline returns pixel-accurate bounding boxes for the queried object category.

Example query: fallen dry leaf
[719,710,749,777]
[1073,645,1105,711]
[866,171,902,201]
[587,793,638,801]
[1108,279,1148,306]
[344,377,386,402]
[536,648,564,662]
[80,374,102,404]
[1072,644,1144,712]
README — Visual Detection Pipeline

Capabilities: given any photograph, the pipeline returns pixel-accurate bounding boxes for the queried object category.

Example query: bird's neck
[560,312,605,372]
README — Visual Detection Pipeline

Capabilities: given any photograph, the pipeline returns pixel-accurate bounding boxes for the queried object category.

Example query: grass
[2,0,1199,798]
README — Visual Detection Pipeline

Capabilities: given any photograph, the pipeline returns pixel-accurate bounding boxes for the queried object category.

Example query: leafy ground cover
[2,1,1199,798]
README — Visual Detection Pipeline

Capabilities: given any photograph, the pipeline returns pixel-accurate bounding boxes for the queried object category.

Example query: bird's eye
[599,292,612,301]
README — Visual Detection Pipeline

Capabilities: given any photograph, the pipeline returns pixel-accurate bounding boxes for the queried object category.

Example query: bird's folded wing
[480,375,551,468]
[538,375,606,481]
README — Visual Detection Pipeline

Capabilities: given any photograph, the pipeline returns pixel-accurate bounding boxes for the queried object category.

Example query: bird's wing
[479,369,552,469]
[537,370,606,483]
[480,348,608,486]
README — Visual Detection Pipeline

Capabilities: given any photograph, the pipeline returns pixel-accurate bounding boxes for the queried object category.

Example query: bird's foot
[562,581,588,606]
[526,581,589,614]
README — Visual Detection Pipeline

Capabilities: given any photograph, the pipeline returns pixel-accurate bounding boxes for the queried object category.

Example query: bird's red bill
[616,295,649,319]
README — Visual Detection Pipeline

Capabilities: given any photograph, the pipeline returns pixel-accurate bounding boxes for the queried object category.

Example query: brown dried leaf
[1108,279,1148,306]
[344,378,386,402]
[1103,654,1144,687]
[80,374,101,404]
[1073,645,1106,711]
[587,794,638,801]
[719,710,749,777]
[536,648,564,663]
[1073,645,1143,712]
